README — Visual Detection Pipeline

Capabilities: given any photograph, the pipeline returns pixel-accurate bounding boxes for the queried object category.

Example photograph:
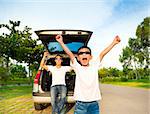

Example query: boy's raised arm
[99,35,121,62]
[55,35,75,63]
[40,51,49,71]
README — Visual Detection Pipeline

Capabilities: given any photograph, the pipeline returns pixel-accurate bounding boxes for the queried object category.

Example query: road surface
[100,84,149,114]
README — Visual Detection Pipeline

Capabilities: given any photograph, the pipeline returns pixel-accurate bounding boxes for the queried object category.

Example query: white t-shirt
[71,57,102,102]
[47,66,71,86]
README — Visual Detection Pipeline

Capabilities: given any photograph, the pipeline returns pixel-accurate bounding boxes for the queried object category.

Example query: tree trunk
[132,61,139,80]
[134,62,141,80]
[6,56,9,67]
[28,62,32,84]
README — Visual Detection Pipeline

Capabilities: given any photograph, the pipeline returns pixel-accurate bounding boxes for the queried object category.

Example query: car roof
[35,29,93,54]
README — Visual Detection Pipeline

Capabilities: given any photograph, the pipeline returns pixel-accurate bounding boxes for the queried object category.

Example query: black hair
[77,46,92,54]
[51,54,63,66]
[54,54,63,59]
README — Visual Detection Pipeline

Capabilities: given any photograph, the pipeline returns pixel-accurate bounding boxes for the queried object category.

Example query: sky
[0,0,149,69]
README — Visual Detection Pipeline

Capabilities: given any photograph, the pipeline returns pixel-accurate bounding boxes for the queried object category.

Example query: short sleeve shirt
[47,66,71,86]
[71,57,102,102]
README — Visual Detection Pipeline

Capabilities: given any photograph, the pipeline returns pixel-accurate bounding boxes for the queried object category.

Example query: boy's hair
[54,54,63,59]
[77,46,92,54]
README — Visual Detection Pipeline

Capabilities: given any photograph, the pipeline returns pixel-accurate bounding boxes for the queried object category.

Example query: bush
[0,67,10,81]
[101,77,121,82]
[120,77,128,82]
[101,77,128,82]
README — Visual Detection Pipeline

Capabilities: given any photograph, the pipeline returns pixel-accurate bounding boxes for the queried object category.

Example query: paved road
[100,84,150,114]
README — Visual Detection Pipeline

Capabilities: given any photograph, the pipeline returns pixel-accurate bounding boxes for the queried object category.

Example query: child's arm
[99,35,121,62]
[40,51,49,71]
[55,35,75,63]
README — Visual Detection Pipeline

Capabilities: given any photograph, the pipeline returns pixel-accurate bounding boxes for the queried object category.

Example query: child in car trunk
[40,52,72,114]
[55,34,121,114]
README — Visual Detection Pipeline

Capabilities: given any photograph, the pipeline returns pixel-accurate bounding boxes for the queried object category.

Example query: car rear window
[47,42,84,53]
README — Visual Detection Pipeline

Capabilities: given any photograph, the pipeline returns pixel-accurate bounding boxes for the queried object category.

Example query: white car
[32,29,92,110]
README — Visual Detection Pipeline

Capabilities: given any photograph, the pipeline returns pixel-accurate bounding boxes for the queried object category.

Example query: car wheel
[34,103,50,110]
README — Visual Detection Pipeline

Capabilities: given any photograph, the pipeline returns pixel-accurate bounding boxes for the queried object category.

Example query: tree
[0,20,20,67]
[0,20,44,79]
[108,67,120,77]
[10,64,27,79]
[98,68,109,79]
[119,17,150,79]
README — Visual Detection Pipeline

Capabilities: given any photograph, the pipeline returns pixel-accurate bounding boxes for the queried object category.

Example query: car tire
[34,103,49,110]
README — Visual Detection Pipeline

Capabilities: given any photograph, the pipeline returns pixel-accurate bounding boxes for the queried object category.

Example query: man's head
[77,46,92,66]
[54,54,63,66]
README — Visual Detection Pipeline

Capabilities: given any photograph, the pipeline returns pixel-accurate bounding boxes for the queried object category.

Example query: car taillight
[33,70,42,92]
[34,70,41,84]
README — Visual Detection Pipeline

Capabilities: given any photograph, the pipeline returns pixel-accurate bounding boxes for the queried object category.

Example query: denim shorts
[74,101,100,114]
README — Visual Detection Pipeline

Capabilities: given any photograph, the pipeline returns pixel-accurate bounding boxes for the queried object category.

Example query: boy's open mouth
[82,58,87,60]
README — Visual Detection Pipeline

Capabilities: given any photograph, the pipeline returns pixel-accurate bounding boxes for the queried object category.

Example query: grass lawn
[102,79,150,89]
[0,85,32,100]
[0,86,33,114]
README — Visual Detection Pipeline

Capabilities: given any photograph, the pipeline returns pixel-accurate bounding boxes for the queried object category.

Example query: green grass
[128,79,149,83]
[0,85,33,113]
[102,79,150,89]
[0,85,32,100]
[0,78,33,85]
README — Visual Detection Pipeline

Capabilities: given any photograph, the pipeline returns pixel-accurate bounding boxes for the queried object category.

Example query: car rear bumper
[33,96,75,103]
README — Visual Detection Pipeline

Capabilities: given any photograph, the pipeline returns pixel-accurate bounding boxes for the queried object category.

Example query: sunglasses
[55,58,62,60]
[78,51,91,55]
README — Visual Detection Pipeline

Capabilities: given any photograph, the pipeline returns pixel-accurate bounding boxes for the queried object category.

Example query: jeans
[74,101,100,114]
[51,85,67,114]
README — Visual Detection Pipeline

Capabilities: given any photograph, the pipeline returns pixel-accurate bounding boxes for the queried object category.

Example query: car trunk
[40,58,76,94]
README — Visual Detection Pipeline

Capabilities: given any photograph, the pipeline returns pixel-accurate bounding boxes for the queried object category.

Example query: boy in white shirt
[55,34,121,114]
[40,53,72,114]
